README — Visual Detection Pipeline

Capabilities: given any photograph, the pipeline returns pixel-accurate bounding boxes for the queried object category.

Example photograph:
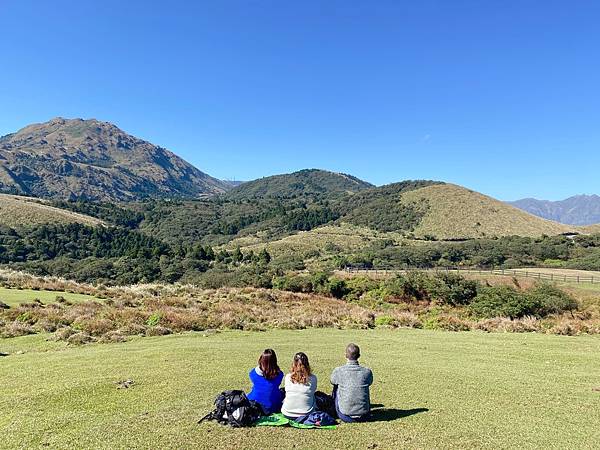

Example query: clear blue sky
[1,1,598,200]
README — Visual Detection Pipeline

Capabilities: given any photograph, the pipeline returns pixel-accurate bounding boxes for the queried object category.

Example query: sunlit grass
[0,287,97,307]
[1,329,599,449]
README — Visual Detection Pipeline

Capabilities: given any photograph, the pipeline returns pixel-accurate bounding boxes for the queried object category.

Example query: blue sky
[1,1,598,200]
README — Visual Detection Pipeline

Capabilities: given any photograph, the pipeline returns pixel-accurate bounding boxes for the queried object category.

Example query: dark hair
[290,352,311,385]
[346,343,360,361]
[258,349,281,380]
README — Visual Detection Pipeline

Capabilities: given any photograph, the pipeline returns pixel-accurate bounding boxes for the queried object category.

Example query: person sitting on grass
[247,349,284,415]
[330,343,373,422]
[281,352,317,420]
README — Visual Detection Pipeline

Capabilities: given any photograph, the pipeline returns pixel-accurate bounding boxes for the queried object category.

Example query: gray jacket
[330,360,373,417]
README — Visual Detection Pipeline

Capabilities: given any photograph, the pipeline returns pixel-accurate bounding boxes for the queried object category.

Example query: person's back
[247,349,284,414]
[281,352,317,419]
[330,343,373,422]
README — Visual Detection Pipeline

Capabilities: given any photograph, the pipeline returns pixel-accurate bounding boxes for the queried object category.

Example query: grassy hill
[397,184,577,239]
[0,194,102,227]
[136,180,585,252]
[582,223,600,234]
[224,169,373,200]
[1,329,598,449]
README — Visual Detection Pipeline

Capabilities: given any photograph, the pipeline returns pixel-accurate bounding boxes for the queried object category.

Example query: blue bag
[294,411,337,427]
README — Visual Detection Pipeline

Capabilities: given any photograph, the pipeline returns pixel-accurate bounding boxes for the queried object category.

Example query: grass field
[1,329,599,449]
[0,287,98,307]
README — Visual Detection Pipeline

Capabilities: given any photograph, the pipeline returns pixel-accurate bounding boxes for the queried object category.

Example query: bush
[67,332,94,345]
[374,315,396,327]
[470,286,537,319]
[429,272,478,306]
[146,326,172,336]
[146,312,162,327]
[272,274,313,293]
[527,283,578,316]
[1,321,35,338]
[326,278,349,299]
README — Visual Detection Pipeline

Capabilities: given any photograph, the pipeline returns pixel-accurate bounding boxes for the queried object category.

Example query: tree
[258,248,271,265]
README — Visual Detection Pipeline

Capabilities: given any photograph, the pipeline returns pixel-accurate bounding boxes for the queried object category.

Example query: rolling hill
[136,178,584,248]
[582,223,600,234]
[509,195,600,226]
[0,194,102,227]
[0,117,230,201]
[223,169,373,200]
[397,184,577,239]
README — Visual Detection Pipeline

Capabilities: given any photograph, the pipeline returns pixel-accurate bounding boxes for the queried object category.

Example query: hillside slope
[0,117,229,201]
[0,194,102,227]
[509,195,600,226]
[401,184,577,239]
[224,169,373,200]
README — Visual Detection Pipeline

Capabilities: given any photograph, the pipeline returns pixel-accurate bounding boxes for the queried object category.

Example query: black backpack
[315,391,337,419]
[198,390,264,427]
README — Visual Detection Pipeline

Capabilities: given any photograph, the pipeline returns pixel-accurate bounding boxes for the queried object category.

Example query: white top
[280,373,317,418]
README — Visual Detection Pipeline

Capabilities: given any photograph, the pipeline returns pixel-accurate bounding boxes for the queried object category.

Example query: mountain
[223,169,373,200]
[0,193,102,228]
[0,117,230,201]
[508,195,600,226]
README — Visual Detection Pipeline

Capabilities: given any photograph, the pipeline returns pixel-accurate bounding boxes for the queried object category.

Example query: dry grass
[1,270,599,341]
[222,223,405,257]
[0,193,102,227]
[400,184,577,239]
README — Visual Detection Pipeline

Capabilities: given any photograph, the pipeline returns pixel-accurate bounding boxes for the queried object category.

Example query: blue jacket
[247,367,284,414]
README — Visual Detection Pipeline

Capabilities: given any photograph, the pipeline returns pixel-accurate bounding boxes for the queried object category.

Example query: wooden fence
[344,266,599,284]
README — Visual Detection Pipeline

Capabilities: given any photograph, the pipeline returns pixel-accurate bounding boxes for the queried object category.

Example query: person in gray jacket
[330,343,373,422]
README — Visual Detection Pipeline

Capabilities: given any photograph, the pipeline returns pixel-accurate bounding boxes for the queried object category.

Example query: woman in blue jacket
[247,349,284,414]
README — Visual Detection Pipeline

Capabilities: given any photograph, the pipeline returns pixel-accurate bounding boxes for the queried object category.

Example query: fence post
[577,276,580,283]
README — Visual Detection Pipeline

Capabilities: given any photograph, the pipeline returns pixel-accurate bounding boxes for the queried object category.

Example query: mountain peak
[0,118,230,201]
[224,168,374,200]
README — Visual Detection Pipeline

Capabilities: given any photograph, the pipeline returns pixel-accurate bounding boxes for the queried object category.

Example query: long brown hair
[290,352,312,385]
[258,349,281,380]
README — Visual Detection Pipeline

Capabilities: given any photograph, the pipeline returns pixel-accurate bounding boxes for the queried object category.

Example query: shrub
[53,326,76,341]
[326,278,349,299]
[98,331,128,343]
[527,283,578,316]
[146,326,172,336]
[429,272,478,306]
[436,315,472,332]
[146,312,162,327]
[391,311,423,328]
[470,286,537,319]
[374,315,396,327]
[67,332,94,345]
[272,274,313,293]
[1,321,35,338]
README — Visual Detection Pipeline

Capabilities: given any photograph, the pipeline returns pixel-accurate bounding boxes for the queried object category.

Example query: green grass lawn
[1,329,599,449]
[0,287,97,307]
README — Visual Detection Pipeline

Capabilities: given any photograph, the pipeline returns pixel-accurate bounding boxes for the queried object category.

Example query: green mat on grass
[255,413,336,429]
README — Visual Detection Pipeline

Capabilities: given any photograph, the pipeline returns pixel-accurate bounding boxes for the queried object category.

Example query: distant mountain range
[0,117,230,201]
[508,195,600,226]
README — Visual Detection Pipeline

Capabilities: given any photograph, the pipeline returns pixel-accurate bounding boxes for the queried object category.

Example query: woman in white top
[281,352,317,419]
